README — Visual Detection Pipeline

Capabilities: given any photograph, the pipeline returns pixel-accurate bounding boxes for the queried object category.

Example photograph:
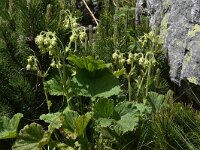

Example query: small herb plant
[0,8,152,149]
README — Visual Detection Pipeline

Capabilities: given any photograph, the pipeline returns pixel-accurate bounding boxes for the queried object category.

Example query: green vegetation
[1,0,200,149]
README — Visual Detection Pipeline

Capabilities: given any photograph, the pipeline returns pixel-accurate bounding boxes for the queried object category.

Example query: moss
[188,24,200,37]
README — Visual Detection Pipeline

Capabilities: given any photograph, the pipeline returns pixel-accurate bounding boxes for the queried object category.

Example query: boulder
[136,0,200,86]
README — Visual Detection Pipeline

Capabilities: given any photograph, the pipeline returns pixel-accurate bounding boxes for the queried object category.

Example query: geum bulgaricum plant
[112,31,164,103]
[10,9,129,150]
[10,10,95,150]
[20,9,151,149]
[26,10,88,112]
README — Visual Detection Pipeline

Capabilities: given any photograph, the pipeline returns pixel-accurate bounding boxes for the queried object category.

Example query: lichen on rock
[188,24,200,37]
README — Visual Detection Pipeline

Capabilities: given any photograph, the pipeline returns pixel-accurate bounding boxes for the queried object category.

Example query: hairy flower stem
[145,63,152,99]
[128,62,134,101]
[128,75,131,101]
[61,57,67,103]
[63,40,73,108]
[56,36,71,107]
[88,25,93,45]
[75,39,77,52]
[42,77,51,112]
[84,36,88,53]
[136,70,148,100]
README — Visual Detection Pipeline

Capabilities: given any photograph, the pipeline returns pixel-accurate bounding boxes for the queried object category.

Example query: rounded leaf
[12,123,50,150]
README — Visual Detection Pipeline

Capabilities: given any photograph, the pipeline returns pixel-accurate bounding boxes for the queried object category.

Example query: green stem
[42,77,51,112]
[146,63,152,98]
[61,55,67,104]
[88,25,93,45]
[41,67,52,113]
[63,40,73,108]
[84,36,88,53]
[56,36,70,107]
[56,35,65,53]
[75,39,77,52]
[128,75,131,101]
[136,70,148,100]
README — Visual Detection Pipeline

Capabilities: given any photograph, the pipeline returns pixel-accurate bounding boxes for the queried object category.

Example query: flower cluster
[26,56,38,71]
[112,51,137,65]
[63,10,87,43]
[112,50,157,68]
[138,31,161,48]
[35,31,57,55]
[50,59,62,69]
[138,52,157,68]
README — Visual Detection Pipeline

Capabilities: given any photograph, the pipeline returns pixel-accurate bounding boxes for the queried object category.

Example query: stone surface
[136,0,200,86]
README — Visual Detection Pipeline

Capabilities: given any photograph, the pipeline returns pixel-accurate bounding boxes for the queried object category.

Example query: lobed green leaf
[67,55,109,72]
[12,123,50,150]
[70,69,121,98]
[0,113,23,140]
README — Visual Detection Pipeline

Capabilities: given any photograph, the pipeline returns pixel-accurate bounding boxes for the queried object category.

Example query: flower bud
[70,34,76,42]
[152,59,157,65]
[128,53,133,59]
[26,64,31,70]
[50,59,56,67]
[112,52,118,60]
[49,50,53,55]
[118,53,124,60]
[27,58,32,63]
[63,18,70,29]
[149,31,154,37]
[127,58,132,64]
[51,40,56,46]
[72,22,78,28]
[32,64,37,70]
[79,32,86,41]
[139,57,145,66]
[120,58,126,65]
[48,45,53,50]
[144,60,149,66]
[44,38,49,45]
[35,35,43,45]
[134,53,139,59]
[56,61,62,69]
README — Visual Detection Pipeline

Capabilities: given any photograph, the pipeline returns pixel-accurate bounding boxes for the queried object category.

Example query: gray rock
[136,0,200,86]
